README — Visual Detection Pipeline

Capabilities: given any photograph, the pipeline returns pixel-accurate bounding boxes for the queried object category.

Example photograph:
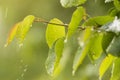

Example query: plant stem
[34,17,85,30]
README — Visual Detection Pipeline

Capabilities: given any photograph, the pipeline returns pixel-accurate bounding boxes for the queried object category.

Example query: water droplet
[19,43,23,48]
[21,73,24,77]
[24,65,28,68]
[80,42,84,47]
[23,68,27,72]
[4,43,8,47]
[72,70,75,76]
[64,39,67,43]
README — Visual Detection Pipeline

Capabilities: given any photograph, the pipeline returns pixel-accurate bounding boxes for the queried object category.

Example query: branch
[34,17,85,30]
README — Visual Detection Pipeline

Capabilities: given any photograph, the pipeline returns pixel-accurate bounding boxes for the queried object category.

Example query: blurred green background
[0,0,113,80]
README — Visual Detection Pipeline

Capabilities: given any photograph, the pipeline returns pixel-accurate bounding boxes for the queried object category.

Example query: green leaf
[107,35,120,57]
[88,32,103,61]
[110,58,120,80]
[108,8,119,17]
[83,16,114,27]
[16,15,35,44]
[73,43,90,75]
[46,18,65,48]
[102,32,115,53]
[114,0,120,11]
[45,38,64,77]
[67,6,85,39]
[60,0,86,8]
[72,27,92,75]
[99,54,115,79]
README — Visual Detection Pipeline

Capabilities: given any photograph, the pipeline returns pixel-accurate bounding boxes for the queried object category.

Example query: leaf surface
[67,6,85,39]
[83,16,114,27]
[99,54,115,79]
[5,22,21,47]
[46,18,65,48]
[110,58,120,80]
[45,38,64,77]
[17,15,35,44]
[60,0,86,8]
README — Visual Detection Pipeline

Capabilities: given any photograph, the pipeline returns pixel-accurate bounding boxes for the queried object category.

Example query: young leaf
[46,18,65,48]
[16,15,35,44]
[107,35,120,57]
[67,6,85,39]
[73,27,92,75]
[5,22,21,47]
[88,32,103,61]
[83,16,114,27]
[60,0,86,8]
[45,38,64,77]
[102,32,115,53]
[110,58,120,80]
[73,43,90,75]
[99,54,115,79]
[114,0,120,11]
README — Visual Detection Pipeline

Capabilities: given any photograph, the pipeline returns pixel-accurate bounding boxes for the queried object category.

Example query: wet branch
[34,17,85,30]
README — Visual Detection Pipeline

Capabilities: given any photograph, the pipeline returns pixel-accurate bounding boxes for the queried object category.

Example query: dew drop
[64,39,67,43]
[19,43,23,48]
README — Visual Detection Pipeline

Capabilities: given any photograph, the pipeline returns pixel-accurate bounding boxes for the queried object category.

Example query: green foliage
[83,16,114,27]
[110,58,120,80]
[5,15,35,46]
[45,38,64,77]
[88,32,103,61]
[107,35,120,57]
[73,27,92,75]
[67,6,85,39]
[16,15,35,44]
[114,0,120,11]
[60,0,86,8]
[5,0,120,80]
[46,18,65,48]
[102,32,115,53]
[99,54,115,79]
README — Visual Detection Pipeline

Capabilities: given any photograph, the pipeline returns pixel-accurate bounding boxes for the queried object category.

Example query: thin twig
[34,17,85,30]
[34,17,68,27]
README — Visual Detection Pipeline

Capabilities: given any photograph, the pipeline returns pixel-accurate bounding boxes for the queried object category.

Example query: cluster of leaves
[5,0,120,80]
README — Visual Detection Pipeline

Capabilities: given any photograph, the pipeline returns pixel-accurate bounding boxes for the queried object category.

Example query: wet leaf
[45,38,64,77]
[102,32,115,53]
[60,0,86,8]
[5,22,21,47]
[114,0,120,11]
[88,32,103,61]
[107,35,120,57]
[99,54,115,79]
[110,58,120,80]
[83,16,114,27]
[73,27,92,75]
[17,15,35,44]
[46,18,65,48]
[67,6,85,39]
